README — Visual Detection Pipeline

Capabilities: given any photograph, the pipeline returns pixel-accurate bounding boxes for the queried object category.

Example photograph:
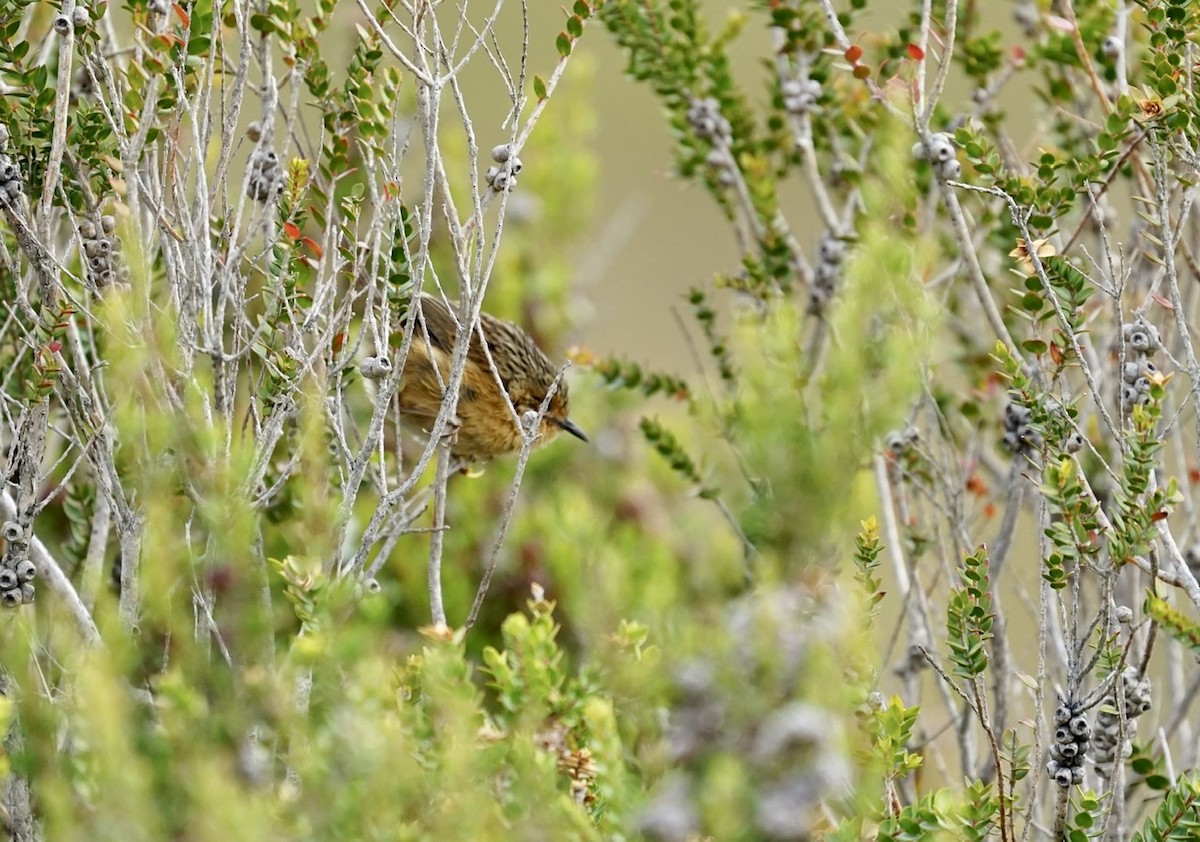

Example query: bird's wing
[416,294,502,376]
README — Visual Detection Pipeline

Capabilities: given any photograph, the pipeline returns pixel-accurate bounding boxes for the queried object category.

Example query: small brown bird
[398,294,587,461]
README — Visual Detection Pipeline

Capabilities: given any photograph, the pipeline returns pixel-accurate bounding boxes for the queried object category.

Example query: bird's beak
[553,417,589,443]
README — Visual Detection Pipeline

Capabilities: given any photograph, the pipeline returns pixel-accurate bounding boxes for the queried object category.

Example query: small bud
[521,409,539,433]
[78,220,97,240]
[100,214,116,234]
[71,5,90,27]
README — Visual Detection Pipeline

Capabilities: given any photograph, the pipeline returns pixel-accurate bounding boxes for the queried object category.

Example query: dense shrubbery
[1,0,1200,839]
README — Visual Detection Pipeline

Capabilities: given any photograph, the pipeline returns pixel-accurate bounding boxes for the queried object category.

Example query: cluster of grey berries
[1002,402,1042,454]
[1120,318,1161,411]
[485,144,521,193]
[912,132,962,181]
[78,215,123,290]
[0,125,22,203]
[1048,700,1091,787]
[885,425,920,456]
[1092,667,1152,779]
[685,97,732,144]
[52,5,90,36]
[809,232,847,312]
[781,78,821,115]
[247,148,283,203]
[0,521,37,607]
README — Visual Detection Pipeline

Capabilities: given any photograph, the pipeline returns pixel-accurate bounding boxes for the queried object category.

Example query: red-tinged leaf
[852,64,871,80]
[301,237,324,259]
[906,43,925,60]
[173,2,190,27]
[1011,46,1027,64]
[1046,14,1073,33]
[1189,466,1200,484]
[47,341,62,354]
[331,332,346,355]
[844,44,863,63]
[283,221,301,239]
[1049,342,1064,366]
[1152,510,1169,522]
[984,503,996,520]
[1152,293,1175,311]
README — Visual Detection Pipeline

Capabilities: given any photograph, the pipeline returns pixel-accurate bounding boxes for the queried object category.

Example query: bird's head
[514,379,588,446]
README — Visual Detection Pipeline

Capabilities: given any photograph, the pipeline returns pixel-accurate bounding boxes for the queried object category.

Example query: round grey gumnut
[1062,432,1084,453]
[911,141,929,161]
[246,121,262,143]
[72,5,90,27]
[0,123,8,150]
[0,589,20,607]
[53,14,71,35]
[484,166,498,186]
[19,582,34,604]
[364,577,381,594]
[101,214,117,234]
[937,158,962,180]
[928,134,955,163]
[507,156,522,175]
[358,356,391,380]
[15,558,35,582]
[0,569,17,590]
[1115,605,1134,623]
[1054,704,1072,725]
[491,143,512,163]
[2,520,22,542]
[491,170,514,191]
[1101,36,1122,58]
[78,219,97,239]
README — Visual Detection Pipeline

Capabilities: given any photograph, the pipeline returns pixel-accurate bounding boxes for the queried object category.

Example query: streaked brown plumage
[398,294,587,461]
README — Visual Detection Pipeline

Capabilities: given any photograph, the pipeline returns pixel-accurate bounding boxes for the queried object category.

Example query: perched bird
[398,294,587,461]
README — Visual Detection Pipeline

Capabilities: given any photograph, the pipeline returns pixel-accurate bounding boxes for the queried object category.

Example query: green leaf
[556,31,572,57]
[533,74,547,100]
